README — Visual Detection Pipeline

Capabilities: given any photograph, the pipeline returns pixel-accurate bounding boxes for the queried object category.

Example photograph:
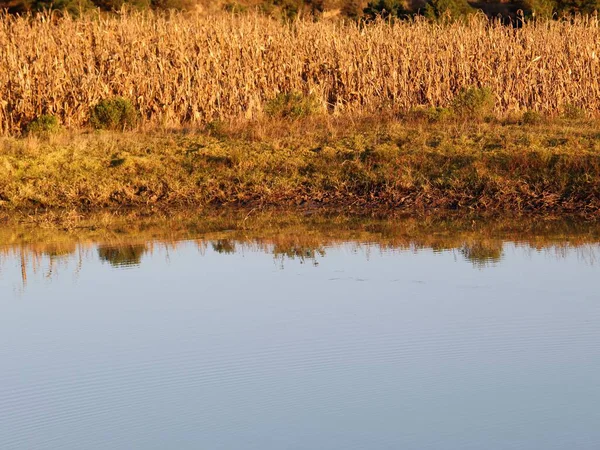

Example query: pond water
[0,213,599,450]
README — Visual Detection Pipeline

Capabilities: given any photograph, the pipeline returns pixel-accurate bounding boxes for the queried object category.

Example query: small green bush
[90,97,138,130]
[205,120,228,138]
[451,86,495,119]
[409,106,454,123]
[561,103,585,120]
[522,110,543,125]
[264,92,321,119]
[24,114,60,136]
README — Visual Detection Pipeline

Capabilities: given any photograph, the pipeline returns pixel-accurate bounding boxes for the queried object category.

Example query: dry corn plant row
[1,12,600,134]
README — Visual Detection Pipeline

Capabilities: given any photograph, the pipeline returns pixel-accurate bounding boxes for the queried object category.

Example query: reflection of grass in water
[1,209,599,286]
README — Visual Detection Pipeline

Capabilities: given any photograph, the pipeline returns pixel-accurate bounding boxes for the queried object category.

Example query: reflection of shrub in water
[273,245,325,263]
[212,240,236,254]
[97,245,147,267]
[459,242,503,267]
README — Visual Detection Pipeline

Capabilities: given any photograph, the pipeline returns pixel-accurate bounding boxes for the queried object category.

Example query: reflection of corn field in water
[1,12,600,134]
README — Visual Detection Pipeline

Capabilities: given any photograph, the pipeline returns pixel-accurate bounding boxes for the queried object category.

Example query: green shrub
[90,97,138,130]
[264,92,322,119]
[409,106,454,123]
[522,110,544,125]
[205,120,227,138]
[24,114,60,136]
[561,103,586,120]
[451,86,495,119]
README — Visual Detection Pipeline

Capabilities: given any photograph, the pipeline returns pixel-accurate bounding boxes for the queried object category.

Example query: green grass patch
[2,117,600,214]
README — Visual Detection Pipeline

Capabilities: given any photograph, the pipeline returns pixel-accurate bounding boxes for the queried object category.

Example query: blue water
[1,239,599,449]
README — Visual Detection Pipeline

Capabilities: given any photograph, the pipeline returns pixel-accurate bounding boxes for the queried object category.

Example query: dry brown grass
[1,11,600,134]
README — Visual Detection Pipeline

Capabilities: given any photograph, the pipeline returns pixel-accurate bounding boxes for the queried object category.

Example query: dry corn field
[1,12,600,134]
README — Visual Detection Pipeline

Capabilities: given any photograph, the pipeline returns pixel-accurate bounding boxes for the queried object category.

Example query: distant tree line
[360,0,600,20]
[0,0,194,14]
[1,0,599,18]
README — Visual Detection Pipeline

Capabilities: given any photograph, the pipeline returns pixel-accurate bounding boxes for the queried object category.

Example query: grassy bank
[2,12,600,135]
[2,117,600,213]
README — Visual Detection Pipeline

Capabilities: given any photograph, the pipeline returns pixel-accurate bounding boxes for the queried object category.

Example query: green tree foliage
[521,0,557,17]
[424,0,473,19]
[364,0,408,19]
[341,0,364,19]
[363,0,598,19]
[257,0,325,19]
[555,0,600,14]
[0,0,598,18]
[1,0,92,13]
[520,0,600,18]
[93,0,149,10]
[0,0,192,13]
[364,0,473,20]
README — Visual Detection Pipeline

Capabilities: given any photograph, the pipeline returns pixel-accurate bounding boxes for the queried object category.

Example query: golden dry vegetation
[1,11,600,135]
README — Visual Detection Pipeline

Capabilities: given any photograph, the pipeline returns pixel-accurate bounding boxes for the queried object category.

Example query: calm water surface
[1,216,599,449]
